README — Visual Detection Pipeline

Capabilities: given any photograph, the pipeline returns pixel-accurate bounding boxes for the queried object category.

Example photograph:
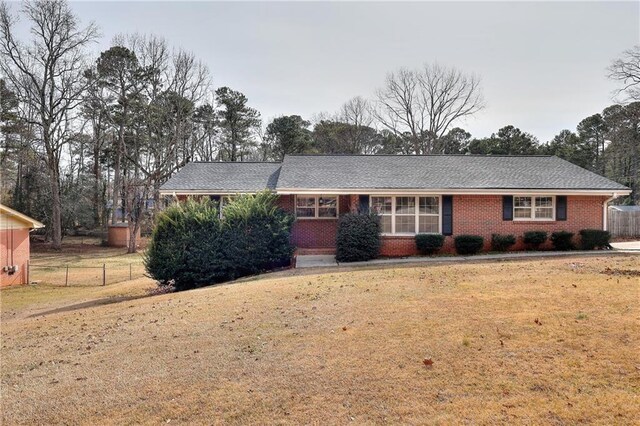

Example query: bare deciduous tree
[608,45,640,102]
[0,0,98,249]
[338,96,379,154]
[374,64,484,154]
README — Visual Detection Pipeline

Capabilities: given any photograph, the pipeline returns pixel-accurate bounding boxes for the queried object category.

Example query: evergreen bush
[523,231,548,250]
[454,235,484,255]
[336,213,381,262]
[144,192,294,291]
[579,229,611,250]
[550,231,574,251]
[491,234,516,251]
[415,234,445,255]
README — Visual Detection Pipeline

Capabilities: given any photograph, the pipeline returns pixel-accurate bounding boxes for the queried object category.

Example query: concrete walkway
[611,241,640,251]
[295,246,640,269]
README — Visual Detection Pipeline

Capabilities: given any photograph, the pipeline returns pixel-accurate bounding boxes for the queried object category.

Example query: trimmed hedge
[336,213,381,262]
[144,192,294,291]
[551,231,574,251]
[491,234,516,252]
[454,235,484,255]
[579,229,611,250]
[415,234,445,255]
[523,231,547,250]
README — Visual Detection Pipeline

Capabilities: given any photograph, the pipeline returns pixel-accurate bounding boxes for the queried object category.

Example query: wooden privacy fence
[608,207,640,237]
[27,262,147,286]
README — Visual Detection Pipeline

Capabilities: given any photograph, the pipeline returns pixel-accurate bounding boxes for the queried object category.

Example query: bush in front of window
[523,231,548,250]
[145,192,294,291]
[550,231,575,251]
[336,213,381,262]
[454,235,484,255]
[491,234,516,252]
[415,234,445,255]
[579,229,611,250]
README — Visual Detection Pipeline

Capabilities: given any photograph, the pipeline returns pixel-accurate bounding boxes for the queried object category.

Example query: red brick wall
[170,193,608,257]
[380,195,608,256]
[0,229,30,286]
[280,195,350,249]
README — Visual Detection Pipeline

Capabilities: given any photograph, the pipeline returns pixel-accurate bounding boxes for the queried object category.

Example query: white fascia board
[275,188,631,196]
[159,189,273,196]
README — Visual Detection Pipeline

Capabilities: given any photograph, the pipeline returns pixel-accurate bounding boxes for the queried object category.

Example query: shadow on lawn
[28,294,153,318]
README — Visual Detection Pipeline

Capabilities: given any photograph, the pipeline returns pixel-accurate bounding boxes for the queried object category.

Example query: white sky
[18,1,640,142]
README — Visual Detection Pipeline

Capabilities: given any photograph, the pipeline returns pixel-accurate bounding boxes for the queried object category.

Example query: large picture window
[371,195,441,235]
[514,196,554,220]
[296,195,338,219]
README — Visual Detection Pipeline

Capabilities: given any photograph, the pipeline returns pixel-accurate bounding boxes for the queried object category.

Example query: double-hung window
[296,195,338,218]
[371,196,441,235]
[514,196,554,220]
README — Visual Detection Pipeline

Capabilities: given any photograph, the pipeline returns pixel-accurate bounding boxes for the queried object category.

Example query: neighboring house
[0,204,44,287]
[159,155,631,256]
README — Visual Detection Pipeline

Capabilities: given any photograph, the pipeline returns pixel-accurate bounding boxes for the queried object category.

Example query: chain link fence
[27,262,147,286]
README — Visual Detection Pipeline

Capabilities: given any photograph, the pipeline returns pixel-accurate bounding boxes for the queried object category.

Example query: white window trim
[370,195,442,236]
[513,195,556,221]
[295,195,339,219]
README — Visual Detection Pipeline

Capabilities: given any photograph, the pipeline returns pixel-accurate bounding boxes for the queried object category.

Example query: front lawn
[1,239,153,319]
[1,255,639,424]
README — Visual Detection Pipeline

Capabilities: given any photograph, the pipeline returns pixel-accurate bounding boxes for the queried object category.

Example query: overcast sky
[64,1,640,142]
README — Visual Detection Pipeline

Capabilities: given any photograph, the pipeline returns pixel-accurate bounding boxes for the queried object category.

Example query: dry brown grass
[1,255,639,425]
[28,237,147,287]
[2,242,153,320]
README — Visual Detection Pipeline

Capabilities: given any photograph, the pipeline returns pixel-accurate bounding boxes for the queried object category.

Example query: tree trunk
[92,132,102,229]
[111,127,124,224]
[127,219,138,254]
[48,160,63,250]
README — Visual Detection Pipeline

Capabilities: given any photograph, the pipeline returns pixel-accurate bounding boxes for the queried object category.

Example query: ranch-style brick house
[160,155,631,256]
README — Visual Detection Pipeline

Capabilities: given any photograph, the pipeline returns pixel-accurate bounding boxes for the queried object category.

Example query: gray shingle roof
[160,155,629,193]
[160,162,281,192]
[276,155,629,191]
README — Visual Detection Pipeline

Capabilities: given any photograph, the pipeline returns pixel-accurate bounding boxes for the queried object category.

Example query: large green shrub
[454,235,484,255]
[550,231,574,251]
[579,229,611,250]
[491,234,516,251]
[144,192,294,291]
[523,231,548,250]
[415,234,445,255]
[336,213,381,262]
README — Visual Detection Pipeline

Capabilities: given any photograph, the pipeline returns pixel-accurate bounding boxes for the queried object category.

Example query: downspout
[602,193,617,231]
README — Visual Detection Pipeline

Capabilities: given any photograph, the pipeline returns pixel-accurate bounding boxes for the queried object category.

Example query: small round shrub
[454,235,484,255]
[491,233,516,251]
[415,234,445,255]
[336,213,381,262]
[579,229,611,250]
[550,231,574,251]
[523,231,548,250]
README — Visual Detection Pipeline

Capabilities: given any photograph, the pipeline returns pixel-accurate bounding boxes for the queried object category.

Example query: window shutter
[358,195,369,214]
[556,196,567,221]
[503,196,513,221]
[442,195,453,236]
